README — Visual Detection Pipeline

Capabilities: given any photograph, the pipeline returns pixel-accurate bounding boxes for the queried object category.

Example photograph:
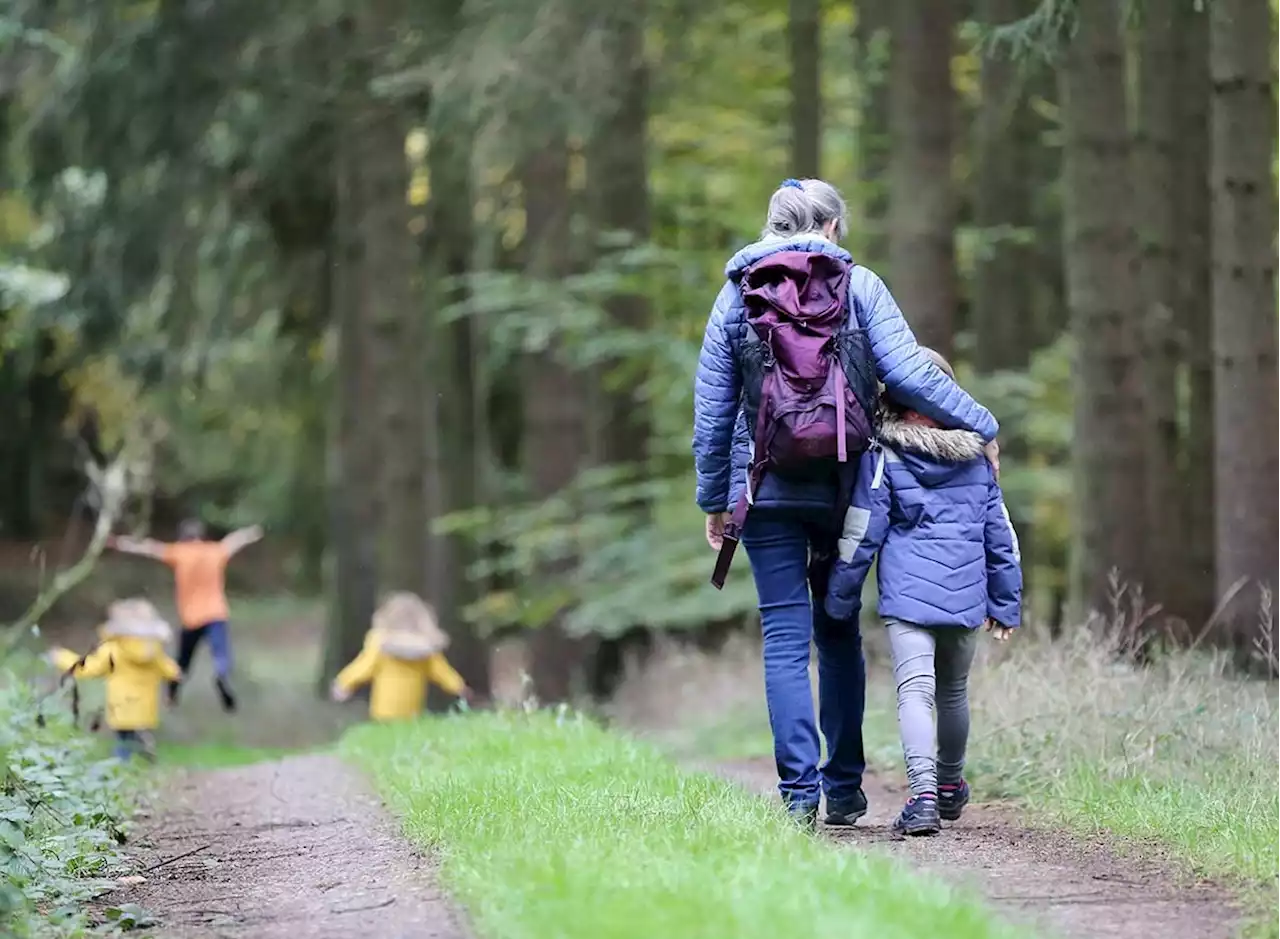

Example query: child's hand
[984,620,1014,642]
[330,681,352,703]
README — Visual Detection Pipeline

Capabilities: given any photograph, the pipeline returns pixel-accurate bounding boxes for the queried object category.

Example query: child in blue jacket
[826,349,1022,836]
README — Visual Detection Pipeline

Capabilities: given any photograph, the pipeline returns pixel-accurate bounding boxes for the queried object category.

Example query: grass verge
[343,710,1021,939]
[617,631,1279,937]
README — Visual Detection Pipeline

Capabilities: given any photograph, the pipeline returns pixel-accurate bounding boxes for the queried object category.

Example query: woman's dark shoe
[892,795,941,836]
[824,789,868,827]
[938,780,970,821]
[787,800,820,832]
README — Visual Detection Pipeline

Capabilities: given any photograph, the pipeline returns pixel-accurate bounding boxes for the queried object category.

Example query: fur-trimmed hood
[369,592,449,661]
[878,415,985,463]
[877,413,987,488]
[100,599,173,642]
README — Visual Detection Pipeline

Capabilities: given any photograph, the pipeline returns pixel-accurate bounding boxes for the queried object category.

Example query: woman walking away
[692,178,1000,828]
[107,518,263,712]
[825,349,1021,835]
[331,592,473,721]
[47,599,183,761]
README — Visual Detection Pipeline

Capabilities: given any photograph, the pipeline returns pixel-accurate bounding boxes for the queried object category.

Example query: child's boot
[938,779,970,821]
[892,794,941,836]
[215,677,237,713]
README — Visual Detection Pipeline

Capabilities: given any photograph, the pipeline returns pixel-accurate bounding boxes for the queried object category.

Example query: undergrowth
[344,710,1022,939]
[0,656,140,937]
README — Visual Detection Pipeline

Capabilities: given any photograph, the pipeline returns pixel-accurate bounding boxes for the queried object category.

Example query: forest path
[712,757,1240,939]
[113,754,469,939]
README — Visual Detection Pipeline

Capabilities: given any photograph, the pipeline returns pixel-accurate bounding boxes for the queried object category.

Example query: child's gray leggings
[886,621,978,797]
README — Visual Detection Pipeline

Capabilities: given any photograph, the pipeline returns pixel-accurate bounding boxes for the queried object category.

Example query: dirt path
[713,757,1240,939]
[113,755,468,939]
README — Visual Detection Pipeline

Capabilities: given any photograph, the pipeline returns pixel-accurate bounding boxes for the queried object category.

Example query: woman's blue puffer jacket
[692,235,999,515]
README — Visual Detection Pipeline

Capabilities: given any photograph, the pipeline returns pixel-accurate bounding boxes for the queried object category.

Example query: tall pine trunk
[1175,1,1215,633]
[322,19,379,686]
[1209,0,1278,646]
[788,0,821,177]
[524,137,589,704]
[1060,0,1147,617]
[1134,0,1181,619]
[854,0,891,269]
[427,109,491,696]
[972,0,1035,373]
[887,0,956,355]
[585,5,653,699]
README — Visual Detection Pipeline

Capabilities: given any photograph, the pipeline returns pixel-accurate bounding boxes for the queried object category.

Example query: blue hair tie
[780,178,804,190]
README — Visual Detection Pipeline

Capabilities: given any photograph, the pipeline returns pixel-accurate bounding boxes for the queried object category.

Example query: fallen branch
[1,456,129,655]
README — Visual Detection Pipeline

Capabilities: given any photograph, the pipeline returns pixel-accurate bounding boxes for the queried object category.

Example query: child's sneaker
[824,789,868,827]
[892,794,941,836]
[215,677,238,713]
[938,780,970,821]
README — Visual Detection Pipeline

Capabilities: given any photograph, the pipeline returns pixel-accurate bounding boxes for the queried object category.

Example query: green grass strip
[343,711,1022,939]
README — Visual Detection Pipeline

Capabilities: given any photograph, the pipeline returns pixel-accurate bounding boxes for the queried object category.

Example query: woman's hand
[705,512,731,551]
[330,681,352,703]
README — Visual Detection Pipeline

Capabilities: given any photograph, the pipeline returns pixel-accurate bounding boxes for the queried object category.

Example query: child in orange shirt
[107,518,263,712]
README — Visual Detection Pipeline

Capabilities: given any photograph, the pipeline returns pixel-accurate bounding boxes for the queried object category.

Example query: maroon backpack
[711,250,875,589]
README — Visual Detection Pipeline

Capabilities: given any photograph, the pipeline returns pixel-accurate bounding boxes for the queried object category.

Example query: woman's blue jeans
[743,509,866,809]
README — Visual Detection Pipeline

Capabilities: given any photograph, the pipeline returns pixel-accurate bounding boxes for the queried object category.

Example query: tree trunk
[585,5,653,699]
[1059,0,1147,618]
[523,138,589,704]
[1209,0,1278,646]
[426,109,491,697]
[1174,0,1215,634]
[972,0,1036,373]
[352,4,427,597]
[887,0,956,355]
[321,29,380,686]
[853,0,891,268]
[1134,0,1181,620]
[788,0,821,178]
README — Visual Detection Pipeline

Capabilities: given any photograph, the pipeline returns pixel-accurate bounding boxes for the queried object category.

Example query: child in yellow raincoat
[330,592,472,721]
[48,598,183,761]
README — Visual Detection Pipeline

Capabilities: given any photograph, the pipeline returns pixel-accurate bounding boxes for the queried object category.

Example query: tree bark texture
[1174,0,1215,633]
[1134,0,1182,620]
[887,0,956,356]
[1059,0,1148,617]
[853,0,891,269]
[523,138,590,704]
[1209,0,1278,644]
[788,0,822,178]
[972,0,1037,374]
[322,34,380,686]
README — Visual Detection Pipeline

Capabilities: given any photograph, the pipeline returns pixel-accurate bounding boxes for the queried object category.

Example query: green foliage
[0,658,137,938]
[344,710,1022,939]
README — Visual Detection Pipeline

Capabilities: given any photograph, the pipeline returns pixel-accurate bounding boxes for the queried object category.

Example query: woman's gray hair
[762,179,849,241]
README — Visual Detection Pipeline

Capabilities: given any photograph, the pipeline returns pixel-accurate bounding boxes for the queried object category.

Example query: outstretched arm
[825,449,892,621]
[850,267,999,441]
[221,525,264,558]
[105,535,169,561]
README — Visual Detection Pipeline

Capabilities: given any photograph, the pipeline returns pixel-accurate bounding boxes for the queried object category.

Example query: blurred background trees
[0,0,1275,696]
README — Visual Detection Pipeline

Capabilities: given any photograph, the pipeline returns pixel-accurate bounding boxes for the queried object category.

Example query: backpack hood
[725,235,852,281]
[879,415,985,486]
